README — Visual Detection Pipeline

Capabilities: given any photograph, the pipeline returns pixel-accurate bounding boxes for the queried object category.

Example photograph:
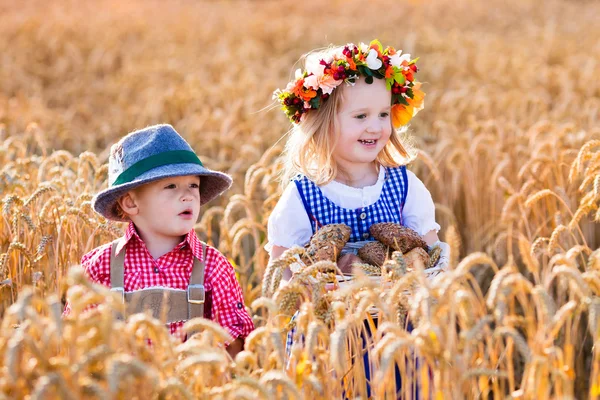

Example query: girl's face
[333,78,392,173]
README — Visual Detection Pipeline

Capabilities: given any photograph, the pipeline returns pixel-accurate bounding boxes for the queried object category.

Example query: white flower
[295,68,303,79]
[305,54,327,77]
[390,52,411,67]
[304,73,342,94]
[332,48,344,58]
[285,80,296,91]
[303,74,319,90]
[366,48,383,70]
[359,43,369,53]
[319,75,341,94]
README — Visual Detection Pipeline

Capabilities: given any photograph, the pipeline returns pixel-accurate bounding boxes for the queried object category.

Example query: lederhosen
[109,240,208,323]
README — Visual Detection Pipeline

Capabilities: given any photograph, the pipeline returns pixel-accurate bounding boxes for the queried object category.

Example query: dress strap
[400,165,409,205]
[294,178,322,233]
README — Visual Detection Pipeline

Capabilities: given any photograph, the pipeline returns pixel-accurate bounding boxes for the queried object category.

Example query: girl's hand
[434,241,450,270]
[322,253,362,291]
[426,241,450,279]
[337,253,362,275]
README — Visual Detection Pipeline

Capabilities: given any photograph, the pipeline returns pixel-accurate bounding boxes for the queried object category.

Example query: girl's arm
[422,229,440,246]
[402,171,449,271]
[269,245,293,281]
[422,229,450,271]
[402,170,441,237]
[267,183,313,282]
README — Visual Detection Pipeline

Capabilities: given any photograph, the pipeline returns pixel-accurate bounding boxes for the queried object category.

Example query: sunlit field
[1,0,600,398]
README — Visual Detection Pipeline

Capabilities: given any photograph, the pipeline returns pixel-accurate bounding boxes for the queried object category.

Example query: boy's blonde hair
[114,196,130,221]
[280,49,416,186]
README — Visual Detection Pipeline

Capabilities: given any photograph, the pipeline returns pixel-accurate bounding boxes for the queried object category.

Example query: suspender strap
[187,242,206,320]
[110,240,126,302]
[108,240,207,323]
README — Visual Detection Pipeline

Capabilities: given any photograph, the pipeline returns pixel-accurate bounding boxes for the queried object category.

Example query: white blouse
[265,167,440,253]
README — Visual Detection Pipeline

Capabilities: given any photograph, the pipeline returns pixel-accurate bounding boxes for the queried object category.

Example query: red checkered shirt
[64,222,254,342]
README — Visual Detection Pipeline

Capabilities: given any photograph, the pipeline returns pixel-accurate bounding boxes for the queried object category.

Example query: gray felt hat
[93,124,232,221]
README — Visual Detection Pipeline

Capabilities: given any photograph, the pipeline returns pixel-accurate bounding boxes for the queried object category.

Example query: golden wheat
[1,0,600,397]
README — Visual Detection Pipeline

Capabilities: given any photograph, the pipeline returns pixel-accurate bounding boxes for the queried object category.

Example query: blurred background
[1,0,600,397]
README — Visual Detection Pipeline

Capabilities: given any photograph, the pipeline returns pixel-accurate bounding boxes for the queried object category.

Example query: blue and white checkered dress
[287,166,428,397]
[286,165,410,352]
[293,165,409,241]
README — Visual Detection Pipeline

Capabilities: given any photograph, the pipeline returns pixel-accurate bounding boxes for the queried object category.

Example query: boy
[67,124,254,356]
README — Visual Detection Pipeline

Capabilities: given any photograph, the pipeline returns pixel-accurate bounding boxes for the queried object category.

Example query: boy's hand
[226,337,244,358]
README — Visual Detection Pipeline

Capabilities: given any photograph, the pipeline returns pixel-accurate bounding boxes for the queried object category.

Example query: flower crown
[273,39,425,128]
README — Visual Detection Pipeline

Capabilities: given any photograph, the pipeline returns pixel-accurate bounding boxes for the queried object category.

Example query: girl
[267,40,450,399]
[267,40,449,276]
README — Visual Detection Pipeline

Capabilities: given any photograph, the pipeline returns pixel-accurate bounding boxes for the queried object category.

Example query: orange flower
[292,79,305,97]
[391,83,426,128]
[408,82,425,110]
[292,79,317,102]
[369,39,383,56]
[347,57,357,70]
[391,104,414,128]
[299,88,317,102]
[385,65,394,79]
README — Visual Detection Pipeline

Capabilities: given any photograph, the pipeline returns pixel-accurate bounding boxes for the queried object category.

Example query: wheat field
[1,0,600,398]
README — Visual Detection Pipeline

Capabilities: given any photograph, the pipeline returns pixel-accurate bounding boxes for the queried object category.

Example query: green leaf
[408,57,420,65]
[309,97,321,109]
[386,79,393,91]
[394,72,405,86]
[369,39,383,52]
[396,96,409,106]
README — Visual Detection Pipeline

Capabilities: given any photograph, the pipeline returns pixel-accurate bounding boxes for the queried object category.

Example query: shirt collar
[115,222,204,261]
[184,229,205,262]
[114,222,138,255]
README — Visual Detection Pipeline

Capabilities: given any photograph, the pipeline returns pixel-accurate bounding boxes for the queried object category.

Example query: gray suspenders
[109,240,207,323]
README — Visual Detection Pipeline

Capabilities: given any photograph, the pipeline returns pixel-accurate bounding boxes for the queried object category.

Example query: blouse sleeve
[402,169,441,236]
[265,182,313,253]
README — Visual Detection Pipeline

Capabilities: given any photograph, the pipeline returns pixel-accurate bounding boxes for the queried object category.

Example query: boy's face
[334,78,392,170]
[126,175,201,239]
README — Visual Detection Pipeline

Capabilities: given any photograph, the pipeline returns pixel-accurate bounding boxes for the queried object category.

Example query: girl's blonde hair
[280,48,416,187]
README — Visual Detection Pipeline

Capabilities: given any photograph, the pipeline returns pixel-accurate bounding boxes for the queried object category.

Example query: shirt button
[363,232,369,239]
[153,267,159,273]
[237,302,244,309]
[360,212,367,220]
